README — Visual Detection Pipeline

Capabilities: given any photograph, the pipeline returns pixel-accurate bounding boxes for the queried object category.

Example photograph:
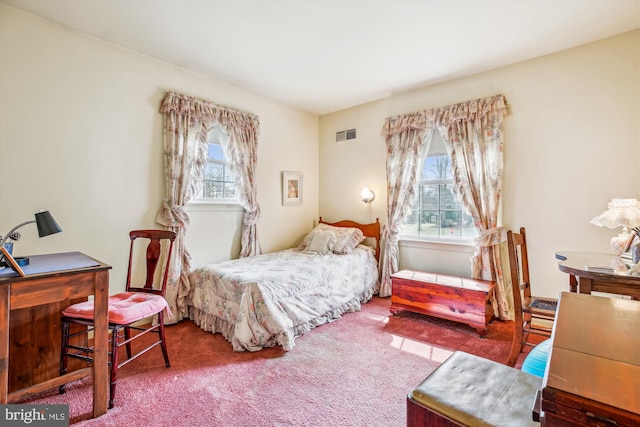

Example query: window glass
[197,128,236,201]
[401,131,477,241]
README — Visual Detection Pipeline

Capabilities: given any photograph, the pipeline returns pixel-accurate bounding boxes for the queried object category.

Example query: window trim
[398,236,475,251]
[400,146,476,243]
[398,233,476,246]
[195,132,238,203]
[186,199,243,212]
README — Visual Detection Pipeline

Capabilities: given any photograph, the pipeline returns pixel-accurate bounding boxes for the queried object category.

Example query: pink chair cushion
[63,292,170,325]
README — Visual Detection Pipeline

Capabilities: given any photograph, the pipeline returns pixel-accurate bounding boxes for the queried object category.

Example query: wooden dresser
[540,292,640,426]
[390,269,495,336]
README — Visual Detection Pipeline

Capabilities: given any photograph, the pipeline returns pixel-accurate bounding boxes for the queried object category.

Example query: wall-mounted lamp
[1,210,62,265]
[361,187,375,204]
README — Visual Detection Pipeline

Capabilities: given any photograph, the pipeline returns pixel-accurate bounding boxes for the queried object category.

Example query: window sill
[187,201,243,212]
[399,236,475,253]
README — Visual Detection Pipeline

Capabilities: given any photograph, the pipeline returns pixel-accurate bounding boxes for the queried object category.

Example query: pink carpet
[21,296,529,426]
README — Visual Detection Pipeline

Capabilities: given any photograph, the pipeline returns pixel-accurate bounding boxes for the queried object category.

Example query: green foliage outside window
[402,154,476,240]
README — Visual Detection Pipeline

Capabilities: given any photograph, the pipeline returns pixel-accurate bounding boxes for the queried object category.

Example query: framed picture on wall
[282,171,302,206]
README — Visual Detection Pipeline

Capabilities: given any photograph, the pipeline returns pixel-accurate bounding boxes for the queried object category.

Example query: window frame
[192,129,239,205]
[399,136,476,245]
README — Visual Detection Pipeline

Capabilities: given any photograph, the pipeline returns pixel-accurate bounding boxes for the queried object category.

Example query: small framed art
[1,246,26,276]
[282,171,302,206]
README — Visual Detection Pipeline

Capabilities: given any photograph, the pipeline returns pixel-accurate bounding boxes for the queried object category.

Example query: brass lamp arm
[0,220,36,248]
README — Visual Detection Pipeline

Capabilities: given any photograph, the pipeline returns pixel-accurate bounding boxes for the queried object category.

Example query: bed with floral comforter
[187,218,380,351]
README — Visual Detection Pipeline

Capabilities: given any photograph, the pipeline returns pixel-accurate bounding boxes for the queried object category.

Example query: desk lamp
[590,198,640,256]
[0,210,62,265]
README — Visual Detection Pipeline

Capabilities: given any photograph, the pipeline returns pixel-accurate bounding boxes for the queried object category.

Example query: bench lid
[391,270,494,292]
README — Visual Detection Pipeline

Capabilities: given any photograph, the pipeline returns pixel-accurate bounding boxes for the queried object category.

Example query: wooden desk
[0,252,111,418]
[556,251,640,298]
[540,292,640,426]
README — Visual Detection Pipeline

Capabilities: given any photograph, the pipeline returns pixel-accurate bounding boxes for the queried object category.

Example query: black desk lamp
[0,210,62,266]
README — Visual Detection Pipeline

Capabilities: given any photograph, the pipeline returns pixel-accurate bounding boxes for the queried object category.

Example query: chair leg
[59,319,70,394]
[507,324,524,367]
[109,326,120,409]
[158,313,170,368]
[124,326,132,359]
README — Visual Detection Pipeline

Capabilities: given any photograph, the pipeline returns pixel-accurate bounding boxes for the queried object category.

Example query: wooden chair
[60,229,176,408]
[505,227,557,366]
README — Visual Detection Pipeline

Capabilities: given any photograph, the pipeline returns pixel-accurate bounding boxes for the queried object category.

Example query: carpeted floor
[21,296,532,426]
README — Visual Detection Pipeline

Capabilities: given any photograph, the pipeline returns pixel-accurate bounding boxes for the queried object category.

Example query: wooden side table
[556,251,640,298]
[390,269,495,336]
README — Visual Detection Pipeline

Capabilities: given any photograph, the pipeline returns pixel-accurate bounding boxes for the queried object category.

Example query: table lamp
[0,210,62,266]
[590,198,640,256]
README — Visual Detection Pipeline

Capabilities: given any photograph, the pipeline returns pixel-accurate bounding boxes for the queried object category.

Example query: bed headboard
[319,217,381,262]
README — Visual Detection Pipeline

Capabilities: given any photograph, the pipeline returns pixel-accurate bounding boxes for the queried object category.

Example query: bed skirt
[188,287,376,352]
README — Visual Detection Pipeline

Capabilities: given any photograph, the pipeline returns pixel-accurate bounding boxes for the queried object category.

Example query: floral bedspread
[187,246,379,351]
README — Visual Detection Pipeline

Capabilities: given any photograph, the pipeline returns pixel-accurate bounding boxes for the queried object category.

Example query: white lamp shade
[590,198,640,229]
[361,187,375,203]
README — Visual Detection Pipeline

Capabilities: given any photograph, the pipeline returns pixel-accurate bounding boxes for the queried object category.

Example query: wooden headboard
[319,217,381,262]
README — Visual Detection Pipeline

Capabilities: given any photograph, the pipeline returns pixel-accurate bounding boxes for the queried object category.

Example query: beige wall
[0,5,319,291]
[2,5,638,301]
[319,29,640,298]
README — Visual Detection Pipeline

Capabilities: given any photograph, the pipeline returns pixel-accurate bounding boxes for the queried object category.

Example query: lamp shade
[590,198,640,230]
[35,210,62,237]
[0,210,62,261]
[361,187,375,204]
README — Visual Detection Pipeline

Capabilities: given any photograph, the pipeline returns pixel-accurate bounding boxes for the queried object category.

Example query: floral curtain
[474,227,512,320]
[217,113,261,257]
[157,91,261,322]
[380,94,509,317]
[436,94,509,318]
[379,112,430,296]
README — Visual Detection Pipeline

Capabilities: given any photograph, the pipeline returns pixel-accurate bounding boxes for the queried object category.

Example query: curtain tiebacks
[474,227,506,247]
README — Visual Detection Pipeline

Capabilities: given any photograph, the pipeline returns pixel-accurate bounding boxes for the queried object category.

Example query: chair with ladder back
[505,227,557,366]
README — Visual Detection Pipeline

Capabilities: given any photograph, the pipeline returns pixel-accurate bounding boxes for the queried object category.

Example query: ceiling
[2,0,639,115]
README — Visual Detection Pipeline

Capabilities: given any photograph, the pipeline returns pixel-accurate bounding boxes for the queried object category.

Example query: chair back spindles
[126,230,176,296]
[144,238,161,289]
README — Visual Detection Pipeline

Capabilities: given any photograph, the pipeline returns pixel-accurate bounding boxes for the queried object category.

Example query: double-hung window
[197,127,236,201]
[401,131,476,241]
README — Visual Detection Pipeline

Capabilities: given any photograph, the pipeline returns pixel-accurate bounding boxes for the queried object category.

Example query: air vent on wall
[335,128,356,143]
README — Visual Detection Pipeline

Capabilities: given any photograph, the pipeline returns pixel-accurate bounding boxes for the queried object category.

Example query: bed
[187,218,381,351]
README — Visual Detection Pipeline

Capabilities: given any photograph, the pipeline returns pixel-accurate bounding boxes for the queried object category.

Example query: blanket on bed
[187,246,379,351]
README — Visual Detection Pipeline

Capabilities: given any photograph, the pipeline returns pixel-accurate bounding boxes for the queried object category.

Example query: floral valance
[380,111,429,137]
[381,94,507,137]
[160,91,260,134]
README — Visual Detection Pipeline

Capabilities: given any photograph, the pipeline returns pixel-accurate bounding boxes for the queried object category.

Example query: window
[198,128,236,201]
[401,132,476,241]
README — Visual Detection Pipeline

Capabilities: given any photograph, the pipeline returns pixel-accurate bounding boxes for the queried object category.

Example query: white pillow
[326,225,365,254]
[298,223,365,255]
[304,231,334,254]
[298,224,328,251]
